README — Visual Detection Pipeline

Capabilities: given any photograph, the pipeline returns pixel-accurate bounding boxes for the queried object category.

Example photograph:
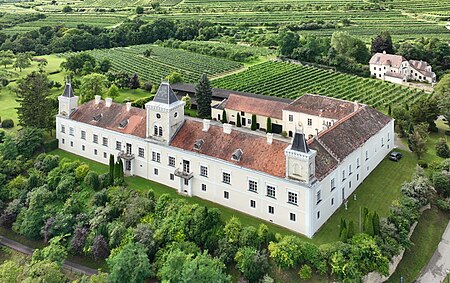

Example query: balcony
[118,150,135,160]
[174,168,193,180]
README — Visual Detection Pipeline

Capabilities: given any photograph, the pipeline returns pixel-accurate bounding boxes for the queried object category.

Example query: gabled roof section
[62,81,75,98]
[224,93,289,119]
[369,53,406,68]
[291,133,309,153]
[153,82,178,104]
[285,94,357,120]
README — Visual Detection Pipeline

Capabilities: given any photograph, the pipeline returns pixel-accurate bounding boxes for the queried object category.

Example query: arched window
[293,163,301,177]
[159,127,163,136]
[154,125,158,136]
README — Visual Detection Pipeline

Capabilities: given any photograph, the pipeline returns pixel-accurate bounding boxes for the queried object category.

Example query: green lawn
[387,207,450,283]
[421,119,450,164]
[313,149,417,244]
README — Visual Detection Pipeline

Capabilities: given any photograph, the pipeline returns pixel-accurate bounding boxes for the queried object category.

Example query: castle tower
[285,132,316,184]
[58,77,78,117]
[145,82,185,143]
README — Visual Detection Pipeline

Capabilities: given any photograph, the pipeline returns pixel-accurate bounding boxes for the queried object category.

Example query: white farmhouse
[56,81,394,238]
[369,51,436,84]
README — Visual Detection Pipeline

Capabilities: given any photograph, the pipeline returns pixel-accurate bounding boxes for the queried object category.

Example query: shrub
[435,138,450,158]
[43,139,58,152]
[418,160,428,168]
[1,119,14,128]
[75,164,90,181]
[84,171,100,191]
[281,131,287,138]
[436,198,450,211]
[298,264,313,280]
[143,81,153,91]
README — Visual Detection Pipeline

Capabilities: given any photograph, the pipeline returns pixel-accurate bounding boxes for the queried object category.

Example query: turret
[285,132,316,184]
[58,77,78,117]
[144,82,185,143]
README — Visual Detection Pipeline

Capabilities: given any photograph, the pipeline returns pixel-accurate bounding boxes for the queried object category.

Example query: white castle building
[369,51,436,84]
[56,81,394,238]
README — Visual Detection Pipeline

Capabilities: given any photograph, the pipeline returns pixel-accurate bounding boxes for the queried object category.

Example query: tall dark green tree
[109,154,115,184]
[266,117,272,133]
[251,115,257,131]
[371,31,394,54]
[129,73,140,89]
[236,113,241,127]
[195,74,212,118]
[16,72,53,131]
[221,109,227,123]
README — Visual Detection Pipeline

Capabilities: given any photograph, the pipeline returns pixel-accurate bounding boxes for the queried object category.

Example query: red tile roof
[369,53,406,68]
[170,120,288,178]
[224,94,289,119]
[70,100,147,138]
[284,94,357,120]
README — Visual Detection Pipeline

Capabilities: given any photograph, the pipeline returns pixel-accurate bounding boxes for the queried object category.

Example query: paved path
[0,236,98,276]
[415,221,450,283]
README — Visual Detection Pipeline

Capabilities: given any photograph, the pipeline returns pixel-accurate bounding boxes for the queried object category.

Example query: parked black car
[389,151,403,161]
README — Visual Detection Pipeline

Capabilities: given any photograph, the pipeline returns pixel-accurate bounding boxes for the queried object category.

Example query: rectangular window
[331,198,334,206]
[316,190,322,204]
[331,178,336,191]
[116,141,121,150]
[267,185,276,198]
[138,147,144,158]
[268,206,274,214]
[224,191,229,199]
[170,173,174,181]
[62,138,65,144]
[288,192,298,205]
[152,152,161,163]
[317,211,320,219]
[184,179,189,186]
[70,141,73,147]
[357,174,359,181]
[288,115,293,122]
[381,137,384,147]
[94,149,98,155]
[357,158,360,168]
[154,168,158,175]
[349,181,352,188]
[200,165,208,177]
[349,164,352,175]
[365,150,368,160]
[81,131,86,140]
[102,137,108,147]
[201,184,207,192]
[93,134,98,144]
[183,160,190,173]
[61,125,65,133]
[290,213,296,222]
[69,127,74,136]
[307,118,312,126]
[103,152,107,158]
[222,172,231,184]
[342,170,346,181]
[168,156,176,167]
[248,180,258,193]
[82,145,85,151]
[250,200,256,208]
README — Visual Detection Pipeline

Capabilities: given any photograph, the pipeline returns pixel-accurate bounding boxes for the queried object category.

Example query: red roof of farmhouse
[70,100,147,138]
[224,93,289,120]
[369,53,406,68]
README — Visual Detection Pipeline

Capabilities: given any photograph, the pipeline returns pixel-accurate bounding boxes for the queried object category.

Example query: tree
[129,73,140,89]
[236,113,242,127]
[392,106,411,137]
[32,236,67,267]
[91,235,109,261]
[62,53,97,75]
[371,31,394,54]
[435,138,450,158]
[37,59,48,73]
[266,117,272,133]
[135,6,144,14]
[331,31,370,64]
[268,235,302,269]
[435,74,450,126]
[235,247,269,283]
[165,71,183,84]
[70,226,89,255]
[84,171,100,191]
[107,242,152,283]
[26,260,66,283]
[107,84,120,99]
[195,74,213,118]
[251,114,257,130]
[408,123,428,159]
[97,59,111,73]
[278,31,300,56]
[80,73,107,103]
[62,5,73,12]
[143,48,153,57]
[13,53,32,72]
[0,260,24,282]
[109,154,115,185]
[221,109,227,123]
[0,50,15,68]
[181,95,191,110]
[16,72,52,130]
[410,97,439,132]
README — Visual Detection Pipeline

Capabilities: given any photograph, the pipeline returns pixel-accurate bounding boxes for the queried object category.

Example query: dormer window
[193,139,204,151]
[93,114,102,122]
[231,149,243,162]
[118,119,128,129]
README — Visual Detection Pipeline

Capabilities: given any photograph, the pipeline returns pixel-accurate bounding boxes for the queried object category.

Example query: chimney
[105,98,112,107]
[266,133,273,145]
[126,102,132,112]
[223,123,232,134]
[353,100,359,112]
[202,119,211,132]
[95,95,101,105]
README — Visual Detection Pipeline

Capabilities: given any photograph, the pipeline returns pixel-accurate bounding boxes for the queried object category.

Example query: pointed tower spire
[62,76,75,98]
